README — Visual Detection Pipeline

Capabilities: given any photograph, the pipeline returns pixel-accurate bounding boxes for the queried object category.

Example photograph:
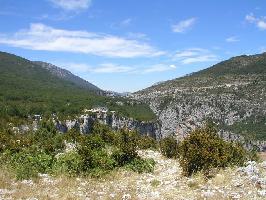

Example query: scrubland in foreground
[0,122,264,199]
[0,150,266,200]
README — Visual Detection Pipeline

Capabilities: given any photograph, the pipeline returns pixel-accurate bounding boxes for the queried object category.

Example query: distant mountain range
[133,53,266,141]
[1,50,265,142]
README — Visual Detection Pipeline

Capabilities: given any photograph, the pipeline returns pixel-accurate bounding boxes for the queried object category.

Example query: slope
[34,61,101,92]
[0,51,156,122]
[133,52,266,140]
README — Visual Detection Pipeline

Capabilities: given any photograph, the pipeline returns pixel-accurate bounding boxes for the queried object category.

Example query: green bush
[7,147,53,180]
[53,151,83,176]
[179,126,248,177]
[77,144,93,172]
[85,134,106,150]
[92,122,110,138]
[91,122,120,146]
[32,129,64,154]
[126,158,155,173]
[138,135,158,150]
[111,149,129,166]
[63,127,81,143]
[112,130,138,166]
[160,136,179,158]
[0,117,158,179]
[91,149,116,170]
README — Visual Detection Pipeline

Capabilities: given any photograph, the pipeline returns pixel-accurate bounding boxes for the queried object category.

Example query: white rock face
[55,113,161,139]
[132,72,266,150]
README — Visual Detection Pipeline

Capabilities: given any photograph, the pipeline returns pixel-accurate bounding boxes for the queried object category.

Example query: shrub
[91,121,104,135]
[160,136,179,158]
[111,149,129,166]
[7,147,53,180]
[63,127,81,143]
[0,119,159,179]
[179,126,248,177]
[90,149,116,170]
[0,130,11,152]
[40,119,57,135]
[138,135,158,150]
[126,157,155,173]
[112,130,138,166]
[77,144,93,172]
[101,130,122,146]
[85,134,106,150]
[92,122,111,141]
[53,151,83,176]
[0,130,34,153]
[32,129,64,154]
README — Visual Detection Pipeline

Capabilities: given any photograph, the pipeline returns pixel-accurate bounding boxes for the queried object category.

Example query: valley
[0,51,266,200]
[1,1,266,199]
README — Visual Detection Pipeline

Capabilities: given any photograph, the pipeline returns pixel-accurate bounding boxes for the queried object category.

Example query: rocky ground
[0,150,266,200]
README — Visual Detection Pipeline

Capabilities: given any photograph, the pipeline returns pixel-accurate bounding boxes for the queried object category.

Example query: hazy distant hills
[133,52,266,140]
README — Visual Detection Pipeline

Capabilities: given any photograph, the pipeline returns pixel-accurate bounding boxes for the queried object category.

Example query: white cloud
[245,13,256,23]
[110,18,133,29]
[127,32,149,40]
[120,18,132,26]
[257,20,266,30]
[56,62,176,74]
[245,13,266,30]
[172,48,218,64]
[49,0,91,11]
[57,62,133,74]
[172,17,196,33]
[142,64,177,73]
[0,23,164,58]
[91,63,133,73]
[226,36,239,43]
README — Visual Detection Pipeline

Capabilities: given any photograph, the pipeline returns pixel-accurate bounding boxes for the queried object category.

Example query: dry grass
[259,152,266,161]
[1,150,266,200]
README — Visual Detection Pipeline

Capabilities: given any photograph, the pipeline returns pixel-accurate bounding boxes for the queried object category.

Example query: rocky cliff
[132,53,266,149]
[54,112,161,139]
[13,110,161,139]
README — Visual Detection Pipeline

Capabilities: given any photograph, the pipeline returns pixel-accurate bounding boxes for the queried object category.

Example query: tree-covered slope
[0,51,156,122]
[34,61,101,91]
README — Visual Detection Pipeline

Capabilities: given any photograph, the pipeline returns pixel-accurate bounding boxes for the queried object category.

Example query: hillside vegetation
[0,52,156,123]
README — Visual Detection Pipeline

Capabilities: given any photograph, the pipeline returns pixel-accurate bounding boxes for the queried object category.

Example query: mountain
[34,61,101,92]
[0,51,155,122]
[133,53,266,140]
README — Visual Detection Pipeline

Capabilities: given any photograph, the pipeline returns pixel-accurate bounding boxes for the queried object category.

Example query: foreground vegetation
[0,120,156,180]
[0,149,265,200]
[160,125,258,177]
[0,120,258,181]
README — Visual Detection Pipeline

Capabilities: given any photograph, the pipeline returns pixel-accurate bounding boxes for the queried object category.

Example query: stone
[201,190,215,198]
[261,161,266,169]
[213,174,225,185]
[257,190,266,197]
[122,194,131,200]
[230,192,241,199]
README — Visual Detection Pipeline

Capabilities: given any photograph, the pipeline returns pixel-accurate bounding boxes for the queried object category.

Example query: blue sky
[0,0,266,92]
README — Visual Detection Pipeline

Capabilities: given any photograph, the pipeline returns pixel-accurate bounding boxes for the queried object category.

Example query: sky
[0,0,266,92]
